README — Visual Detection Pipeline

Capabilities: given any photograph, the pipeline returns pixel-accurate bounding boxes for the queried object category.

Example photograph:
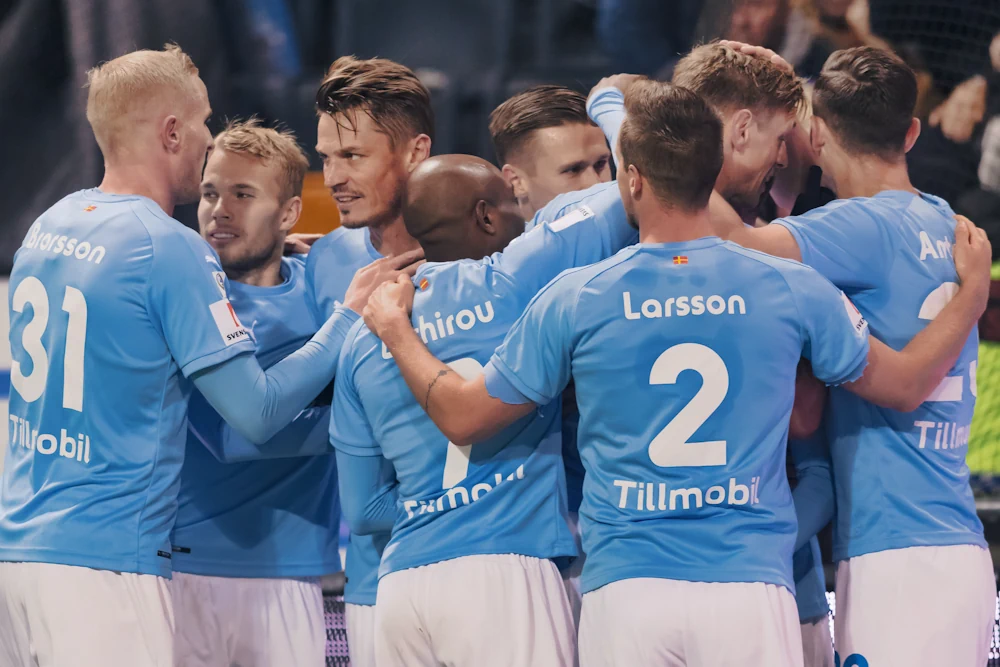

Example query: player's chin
[338,211,371,230]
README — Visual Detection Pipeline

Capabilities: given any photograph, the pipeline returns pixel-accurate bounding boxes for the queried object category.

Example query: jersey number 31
[10,278,88,412]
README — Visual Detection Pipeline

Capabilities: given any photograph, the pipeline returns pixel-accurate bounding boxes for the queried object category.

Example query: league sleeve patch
[841,292,868,338]
[549,205,595,232]
[209,299,251,346]
[211,271,227,298]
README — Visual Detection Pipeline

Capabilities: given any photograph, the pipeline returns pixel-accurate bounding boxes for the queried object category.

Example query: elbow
[788,411,821,440]
[893,393,925,414]
[344,510,389,537]
[233,419,272,446]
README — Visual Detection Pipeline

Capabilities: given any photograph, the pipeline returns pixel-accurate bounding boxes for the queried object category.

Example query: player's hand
[363,274,416,342]
[717,40,794,75]
[590,74,644,98]
[342,248,424,315]
[929,76,987,144]
[989,32,1000,73]
[284,233,323,255]
[953,214,992,309]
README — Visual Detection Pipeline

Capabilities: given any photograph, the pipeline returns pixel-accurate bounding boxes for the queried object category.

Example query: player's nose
[323,161,349,190]
[776,142,789,170]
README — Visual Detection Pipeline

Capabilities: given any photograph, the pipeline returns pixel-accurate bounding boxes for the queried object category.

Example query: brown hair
[812,46,917,160]
[86,43,200,156]
[489,85,593,165]
[315,56,434,146]
[619,80,723,210]
[213,118,309,201]
[672,42,804,117]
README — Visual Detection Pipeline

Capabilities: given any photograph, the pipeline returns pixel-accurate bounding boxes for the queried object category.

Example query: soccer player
[489,85,612,222]
[169,119,335,666]
[719,46,998,666]
[362,80,991,666]
[0,46,369,667]
[331,149,641,667]
[305,55,430,667]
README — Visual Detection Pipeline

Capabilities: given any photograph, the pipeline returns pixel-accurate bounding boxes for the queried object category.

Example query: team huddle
[0,35,994,667]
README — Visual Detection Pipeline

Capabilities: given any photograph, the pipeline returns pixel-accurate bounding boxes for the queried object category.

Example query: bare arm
[363,277,535,446]
[845,216,991,411]
[789,362,826,439]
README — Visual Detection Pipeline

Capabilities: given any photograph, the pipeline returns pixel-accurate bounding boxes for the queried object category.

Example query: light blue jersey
[773,192,985,561]
[172,257,341,578]
[487,239,871,594]
[793,538,829,622]
[306,226,386,606]
[331,191,638,579]
[2,190,255,577]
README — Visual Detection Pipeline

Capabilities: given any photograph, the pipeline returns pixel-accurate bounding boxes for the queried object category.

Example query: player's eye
[202,192,217,200]
[236,193,253,199]
[594,159,609,172]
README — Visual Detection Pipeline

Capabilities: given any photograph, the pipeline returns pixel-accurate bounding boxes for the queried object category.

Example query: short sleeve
[147,228,254,377]
[329,322,380,457]
[489,272,579,405]
[494,186,637,300]
[772,200,895,290]
[789,266,871,386]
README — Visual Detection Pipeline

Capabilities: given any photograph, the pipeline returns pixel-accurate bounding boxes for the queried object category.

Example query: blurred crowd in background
[3,0,1000,273]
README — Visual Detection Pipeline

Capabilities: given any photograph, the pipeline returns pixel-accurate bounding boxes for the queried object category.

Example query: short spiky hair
[812,46,917,160]
[673,42,804,117]
[213,118,309,201]
[489,85,593,165]
[619,80,723,211]
[86,43,200,156]
[315,56,434,146]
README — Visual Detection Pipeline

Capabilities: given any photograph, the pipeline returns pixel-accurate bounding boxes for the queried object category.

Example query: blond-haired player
[0,45,397,667]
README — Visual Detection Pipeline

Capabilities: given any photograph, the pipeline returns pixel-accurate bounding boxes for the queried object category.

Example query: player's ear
[404,134,432,173]
[278,196,302,232]
[162,115,181,154]
[474,199,497,236]
[502,164,529,203]
[627,165,642,199]
[903,117,921,154]
[809,117,826,157]
[730,109,753,154]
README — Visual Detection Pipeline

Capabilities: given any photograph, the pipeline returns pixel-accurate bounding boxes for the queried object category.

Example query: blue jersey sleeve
[587,86,625,166]
[787,265,870,386]
[329,321,381,457]
[188,389,332,462]
[335,450,398,536]
[191,307,359,444]
[489,272,580,405]
[494,195,635,300]
[788,429,835,552]
[146,229,255,376]
[771,200,896,290]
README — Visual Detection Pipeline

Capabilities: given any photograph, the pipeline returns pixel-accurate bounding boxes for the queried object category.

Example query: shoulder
[308,227,369,262]
[535,181,622,226]
[780,195,891,230]
[718,241,829,294]
[540,246,640,300]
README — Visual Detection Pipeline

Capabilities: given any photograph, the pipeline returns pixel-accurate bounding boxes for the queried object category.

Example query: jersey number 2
[10,278,88,412]
[648,343,729,467]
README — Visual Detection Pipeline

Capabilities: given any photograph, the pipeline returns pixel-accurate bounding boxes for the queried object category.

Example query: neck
[98,162,176,216]
[368,215,422,257]
[831,156,916,199]
[226,255,284,288]
[638,199,716,245]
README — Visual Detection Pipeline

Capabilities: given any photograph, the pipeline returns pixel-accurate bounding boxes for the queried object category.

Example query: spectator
[596,0,704,77]
[723,0,835,80]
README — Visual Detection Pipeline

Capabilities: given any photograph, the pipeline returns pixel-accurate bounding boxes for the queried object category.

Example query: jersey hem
[0,547,171,578]
[171,558,342,579]
[489,354,554,406]
[580,564,793,595]
[378,540,578,580]
[343,594,377,606]
[832,531,988,562]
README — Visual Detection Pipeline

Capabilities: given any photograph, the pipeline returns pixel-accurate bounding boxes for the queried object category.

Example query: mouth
[208,230,239,246]
[333,194,362,206]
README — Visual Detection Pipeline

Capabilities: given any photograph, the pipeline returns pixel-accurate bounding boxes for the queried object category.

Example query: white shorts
[835,544,995,667]
[375,553,576,667]
[171,572,324,667]
[579,578,803,667]
[562,511,585,631]
[800,617,834,667]
[0,561,173,667]
[345,602,376,667]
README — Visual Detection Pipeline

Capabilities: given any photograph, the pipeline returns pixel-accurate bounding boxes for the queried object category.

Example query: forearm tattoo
[424,369,453,411]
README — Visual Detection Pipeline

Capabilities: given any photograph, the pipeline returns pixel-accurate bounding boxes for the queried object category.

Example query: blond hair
[213,118,309,201]
[86,43,200,157]
[673,42,804,117]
